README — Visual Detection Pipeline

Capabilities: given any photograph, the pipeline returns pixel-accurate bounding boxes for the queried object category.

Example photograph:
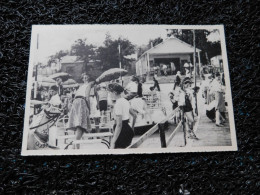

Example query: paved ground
[40,74,232,150]
[132,75,232,149]
[190,88,232,147]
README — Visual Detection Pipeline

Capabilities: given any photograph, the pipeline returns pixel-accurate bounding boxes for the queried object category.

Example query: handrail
[127,108,179,148]
[166,121,182,147]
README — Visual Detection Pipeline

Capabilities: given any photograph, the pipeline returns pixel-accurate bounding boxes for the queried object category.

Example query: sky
[31,25,220,64]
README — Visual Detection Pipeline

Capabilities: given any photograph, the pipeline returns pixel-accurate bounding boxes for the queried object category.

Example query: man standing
[55,77,63,96]
[163,64,168,76]
[97,83,108,112]
[152,76,160,91]
[189,62,193,77]
[170,62,176,75]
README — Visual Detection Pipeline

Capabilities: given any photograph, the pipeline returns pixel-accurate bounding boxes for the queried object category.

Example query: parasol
[30,100,48,105]
[34,76,56,83]
[35,76,56,88]
[63,78,77,85]
[96,68,127,83]
[62,78,78,88]
[38,82,56,88]
[63,83,79,88]
[49,72,72,81]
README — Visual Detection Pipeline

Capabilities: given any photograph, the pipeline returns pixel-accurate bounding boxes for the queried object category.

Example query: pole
[118,43,123,86]
[34,33,39,114]
[193,30,198,115]
[147,53,150,81]
[181,107,186,146]
[198,51,201,78]
[158,122,166,148]
[34,33,39,99]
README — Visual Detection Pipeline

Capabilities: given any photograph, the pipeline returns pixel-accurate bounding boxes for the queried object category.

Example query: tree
[137,37,163,58]
[71,39,96,67]
[167,29,221,64]
[47,50,68,67]
[97,35,135,70]
[149,37,163,48]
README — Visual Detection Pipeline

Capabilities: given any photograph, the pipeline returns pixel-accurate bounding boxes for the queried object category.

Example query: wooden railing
[127,109,184,149]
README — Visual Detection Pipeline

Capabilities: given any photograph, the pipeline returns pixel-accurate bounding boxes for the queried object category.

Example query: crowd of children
[167,70,227,141]
[30,64,228,150]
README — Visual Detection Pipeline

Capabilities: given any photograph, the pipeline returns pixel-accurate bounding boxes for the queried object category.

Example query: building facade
[136,37,201,76]
[61,56,84,82]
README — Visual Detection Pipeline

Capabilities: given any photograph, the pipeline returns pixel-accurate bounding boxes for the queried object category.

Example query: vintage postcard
[21,25,237,155]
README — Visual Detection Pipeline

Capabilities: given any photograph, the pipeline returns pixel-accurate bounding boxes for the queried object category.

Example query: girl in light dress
[67,73,95,149]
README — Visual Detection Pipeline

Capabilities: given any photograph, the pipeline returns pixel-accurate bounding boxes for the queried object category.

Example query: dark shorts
[172,102,178,110]
[183,105,193,113]
[99,100,108,111]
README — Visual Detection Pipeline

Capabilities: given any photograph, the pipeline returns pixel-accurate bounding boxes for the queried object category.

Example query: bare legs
[184,111,197,139]
[216,109,225,126]
[75,127,84,149]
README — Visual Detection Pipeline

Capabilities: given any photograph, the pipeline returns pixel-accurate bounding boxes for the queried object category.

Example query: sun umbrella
[34,76,56,83]
[49,72,72,81]
[63,83,79,88]
[30,100,48,105]
[63,78,77,85]
[34,76,56,88]
[96,68,128,83]
[38,82,56,88]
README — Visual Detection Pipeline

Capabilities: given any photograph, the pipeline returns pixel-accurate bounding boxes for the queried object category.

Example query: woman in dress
[67,73,95,149]
[108,83,137,149]
[212,72,226,127]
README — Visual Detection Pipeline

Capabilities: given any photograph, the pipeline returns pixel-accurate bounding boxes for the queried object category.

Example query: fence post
[158,122,166,148]
[181,108,186,146]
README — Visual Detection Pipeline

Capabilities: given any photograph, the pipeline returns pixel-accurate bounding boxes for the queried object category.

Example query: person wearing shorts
[179,78,198,139]
[97,83,108,111]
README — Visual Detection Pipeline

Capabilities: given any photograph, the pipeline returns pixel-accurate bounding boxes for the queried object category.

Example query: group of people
[153,62,176,77]
[201,72,226,127]
[168,74,198,140]
[31,78,78,110]
[167,69,226,141]
[30,64,227,150]
[31,72,160,150]
[66,74,147,149]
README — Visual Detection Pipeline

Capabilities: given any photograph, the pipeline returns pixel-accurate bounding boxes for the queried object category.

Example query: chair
[146,92,161,109]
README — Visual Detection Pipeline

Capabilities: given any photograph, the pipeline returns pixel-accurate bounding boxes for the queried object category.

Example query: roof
[140,37,201,58]
[210,55,222,60]
[61,56,84,64]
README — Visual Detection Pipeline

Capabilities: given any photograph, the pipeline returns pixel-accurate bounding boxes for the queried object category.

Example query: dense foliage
[167,29,221,64]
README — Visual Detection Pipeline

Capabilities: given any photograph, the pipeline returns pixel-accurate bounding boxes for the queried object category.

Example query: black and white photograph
[21,25,237,155]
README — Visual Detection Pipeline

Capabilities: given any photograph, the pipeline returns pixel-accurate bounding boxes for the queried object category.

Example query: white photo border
[21,24,238,156]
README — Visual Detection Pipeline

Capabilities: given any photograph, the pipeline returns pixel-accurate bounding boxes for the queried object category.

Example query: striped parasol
[49,72,72,81]
[96,68,128,83]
